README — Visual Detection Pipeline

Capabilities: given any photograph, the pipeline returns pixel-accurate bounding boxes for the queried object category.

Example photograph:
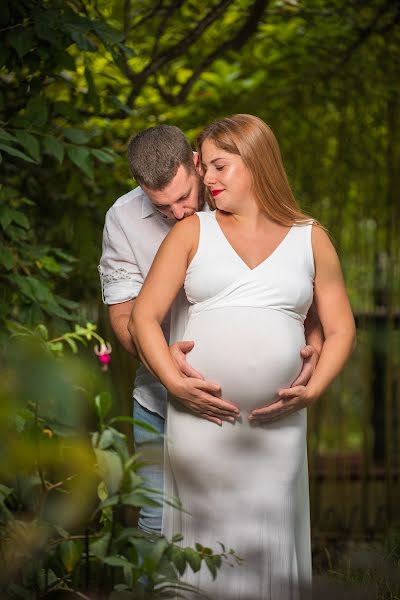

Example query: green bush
[0,323,239,599]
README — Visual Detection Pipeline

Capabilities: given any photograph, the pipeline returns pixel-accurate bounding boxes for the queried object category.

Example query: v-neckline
[213,211,295,272]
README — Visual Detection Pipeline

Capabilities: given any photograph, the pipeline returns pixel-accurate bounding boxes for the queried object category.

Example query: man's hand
[248,344,320,425]
[290,344,319,387]
[170,376,240,427]
[248,386,316,425]
[169,340,205,379]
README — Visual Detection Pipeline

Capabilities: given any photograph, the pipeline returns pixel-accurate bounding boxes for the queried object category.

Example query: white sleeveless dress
[163,211,315,599]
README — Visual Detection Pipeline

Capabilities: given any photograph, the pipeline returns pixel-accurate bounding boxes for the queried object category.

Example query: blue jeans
[133,399,165,534]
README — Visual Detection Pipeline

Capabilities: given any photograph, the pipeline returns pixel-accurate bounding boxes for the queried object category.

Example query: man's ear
[193,152,202,175]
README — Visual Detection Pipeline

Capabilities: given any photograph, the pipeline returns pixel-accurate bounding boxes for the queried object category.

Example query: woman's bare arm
[250,225,356,423]
[129,215,240,425]
[303,225,356,397]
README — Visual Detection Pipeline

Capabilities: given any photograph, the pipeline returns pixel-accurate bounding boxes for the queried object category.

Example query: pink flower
[94,342,112,371]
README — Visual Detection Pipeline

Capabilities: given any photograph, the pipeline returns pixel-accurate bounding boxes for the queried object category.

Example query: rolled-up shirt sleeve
[98,207,144,305]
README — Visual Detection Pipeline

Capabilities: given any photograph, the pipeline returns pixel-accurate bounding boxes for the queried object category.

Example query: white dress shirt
[99,185,195,418]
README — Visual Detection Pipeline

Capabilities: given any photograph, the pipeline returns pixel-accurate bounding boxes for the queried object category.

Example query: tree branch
[335,0,398,69]
[151,0,186,59]
[128,0,165,33]
[156,0,269,105]
[126,0,235,106]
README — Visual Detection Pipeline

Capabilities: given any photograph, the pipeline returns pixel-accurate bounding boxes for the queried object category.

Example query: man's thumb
[300,345,313,358]
[178,340,195,353]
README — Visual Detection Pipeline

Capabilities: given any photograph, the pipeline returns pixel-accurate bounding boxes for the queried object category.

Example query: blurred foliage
[0,325,239,599]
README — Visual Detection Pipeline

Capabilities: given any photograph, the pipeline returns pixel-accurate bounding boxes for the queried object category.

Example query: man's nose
[171,204,185,220]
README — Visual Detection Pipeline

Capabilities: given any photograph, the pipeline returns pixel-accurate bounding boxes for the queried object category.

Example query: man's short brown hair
[127,125,195,190]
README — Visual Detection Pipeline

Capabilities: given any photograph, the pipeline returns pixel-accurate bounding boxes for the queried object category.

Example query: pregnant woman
[130,114,356,599]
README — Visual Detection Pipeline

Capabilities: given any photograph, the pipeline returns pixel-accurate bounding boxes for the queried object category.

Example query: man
[99,125,322,535]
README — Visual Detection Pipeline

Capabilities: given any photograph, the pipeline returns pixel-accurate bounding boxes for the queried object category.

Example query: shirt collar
[141,191,156,219]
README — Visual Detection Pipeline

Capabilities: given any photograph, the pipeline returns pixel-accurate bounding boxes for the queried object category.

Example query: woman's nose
[203,170,215,186]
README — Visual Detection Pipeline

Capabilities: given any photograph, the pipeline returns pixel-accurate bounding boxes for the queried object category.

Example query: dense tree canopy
[0,0,399,335]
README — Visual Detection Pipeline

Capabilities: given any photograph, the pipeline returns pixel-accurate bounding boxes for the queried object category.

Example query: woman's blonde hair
[197,114,313,226]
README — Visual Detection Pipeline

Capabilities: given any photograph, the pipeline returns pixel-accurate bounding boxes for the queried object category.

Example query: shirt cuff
[98,266,142,305]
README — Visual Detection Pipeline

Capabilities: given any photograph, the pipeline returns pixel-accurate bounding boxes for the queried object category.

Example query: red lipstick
[211,190,223,197]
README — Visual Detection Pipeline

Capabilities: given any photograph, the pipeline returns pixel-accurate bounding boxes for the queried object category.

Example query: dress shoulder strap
[188,210,218,272]
[286,221,315,279]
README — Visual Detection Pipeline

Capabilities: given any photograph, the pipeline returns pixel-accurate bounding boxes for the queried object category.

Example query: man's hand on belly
[169,340,205,379]
[290,344,319,387]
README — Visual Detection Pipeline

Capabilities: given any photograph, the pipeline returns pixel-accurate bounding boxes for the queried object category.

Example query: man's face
[142,162,202,221]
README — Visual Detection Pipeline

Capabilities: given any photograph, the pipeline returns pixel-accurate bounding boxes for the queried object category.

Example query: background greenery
[1,0,399,597]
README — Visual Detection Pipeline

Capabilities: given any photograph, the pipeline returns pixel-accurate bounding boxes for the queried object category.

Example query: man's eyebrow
[154,187,191,208]
[175,187,191,201]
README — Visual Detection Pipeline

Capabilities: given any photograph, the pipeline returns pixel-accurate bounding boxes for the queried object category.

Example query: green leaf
[35,324,48,341]
[70,31,96,51]
[26,96,48,128]
[64,128,90,144]
[109,416,161,435]
[170,546,186,575]
[0,484,13,498]
[0,128,18,143]
[103,556,132,569]
[184,548,201,573]
[99,495,119,510]
[85,66,100,111]
[0,246,14,270]
[42,136,64,163]
[60,540,83,573]
[109,96,132,115]
[95,392,112,420]
[15,131,40,161]
[121,492,162,508]
[93,21,124,43]
[67,145,94,178]
[37,255,61,274]
[12,210,29,229]
[64,336,78,353]
[92,148,115,163]
[98,428,114,450]
[205,555,217,579]
[0,207,13,230]
[8,30,34,59]
[150,538,169,568]
[33,8,60,42]
[94,449,123,495]
[0,143,36,163]
[27,277,54,303]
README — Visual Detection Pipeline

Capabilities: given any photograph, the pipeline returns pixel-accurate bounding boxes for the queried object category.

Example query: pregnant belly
[183,306,305,411]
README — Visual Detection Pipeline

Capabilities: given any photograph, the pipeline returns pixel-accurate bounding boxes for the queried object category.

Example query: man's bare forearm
[108,300,138,357]
[304,302,324,356]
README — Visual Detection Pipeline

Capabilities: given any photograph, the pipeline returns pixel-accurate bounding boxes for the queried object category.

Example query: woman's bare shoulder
[168,213,200,242]
[311,223,335,252]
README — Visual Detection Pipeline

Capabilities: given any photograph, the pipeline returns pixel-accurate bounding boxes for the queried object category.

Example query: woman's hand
[170,377,241,427]
[248,386,317,425]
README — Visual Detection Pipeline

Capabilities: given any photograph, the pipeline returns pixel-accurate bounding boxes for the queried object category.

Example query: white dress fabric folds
[162,211,315,599]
